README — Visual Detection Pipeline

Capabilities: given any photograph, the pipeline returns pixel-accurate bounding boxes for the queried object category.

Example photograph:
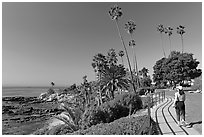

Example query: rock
[39,92,48,100]
[10,117,21,121]
[57,94,75,103]
[46,94,57,102]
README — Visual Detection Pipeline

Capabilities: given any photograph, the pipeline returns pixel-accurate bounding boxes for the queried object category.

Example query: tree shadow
[187,121,202,128]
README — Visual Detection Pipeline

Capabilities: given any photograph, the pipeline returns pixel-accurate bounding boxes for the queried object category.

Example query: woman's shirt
[174,92,186,102]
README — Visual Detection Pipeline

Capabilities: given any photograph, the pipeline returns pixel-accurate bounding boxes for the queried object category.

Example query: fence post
[164,90,165,100]
[156,92,158,106]
[163,91,164,101]
[159,92,160,104]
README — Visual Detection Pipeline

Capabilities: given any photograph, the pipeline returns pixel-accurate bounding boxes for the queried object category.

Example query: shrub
[33,124,74,135]
[47,124,74,135]
[71,115,149,135]
[79,92,142,129]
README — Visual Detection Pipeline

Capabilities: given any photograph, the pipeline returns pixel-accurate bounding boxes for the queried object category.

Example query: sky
[2,2,202,87]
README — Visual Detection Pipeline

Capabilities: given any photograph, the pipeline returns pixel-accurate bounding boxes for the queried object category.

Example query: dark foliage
[153,51,201,87]
[79,92,142,129]
[71,115,152,135]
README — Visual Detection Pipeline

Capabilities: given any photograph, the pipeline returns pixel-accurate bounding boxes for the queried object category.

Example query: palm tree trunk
[99,72,103,104]
[160,33,166,58]
[121,56,124,66]
[115,20,137,93]
[181,35,184,54]
[169,36,172,54]
[131,47,136,71]
[134,55,140,88]
[130,34,140,88]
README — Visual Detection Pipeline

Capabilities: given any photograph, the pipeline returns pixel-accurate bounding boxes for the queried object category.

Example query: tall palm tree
[177,25,185,54]
[165,26,173,54]
[125,20,140,88]
[118,50,124,66]
[157,24,166,58]
[109,5,136,93]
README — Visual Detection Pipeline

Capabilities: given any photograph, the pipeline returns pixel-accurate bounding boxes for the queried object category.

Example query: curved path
[151,96,200,135]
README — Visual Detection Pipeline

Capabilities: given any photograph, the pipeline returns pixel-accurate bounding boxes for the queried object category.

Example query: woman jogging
[172,86,188,126]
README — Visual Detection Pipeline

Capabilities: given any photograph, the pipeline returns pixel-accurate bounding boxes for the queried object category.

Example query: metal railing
[138,90,165,135]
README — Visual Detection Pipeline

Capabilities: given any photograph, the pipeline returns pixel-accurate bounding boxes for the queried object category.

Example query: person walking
[172,86,188,126]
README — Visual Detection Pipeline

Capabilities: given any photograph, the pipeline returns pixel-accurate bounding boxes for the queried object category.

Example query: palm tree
[92,53,107,104]
[157,24,166,57]
[51,82,55,87]
[82,75,90,105]
[91,62,97,80]
[109,5,136,93]
[118,50,124,66]
[177,25,185,54]
[164,26,173,53]
[125,20,140,88]
[106,48,118,67]
[100,64,130,100]
[140,67,149,78]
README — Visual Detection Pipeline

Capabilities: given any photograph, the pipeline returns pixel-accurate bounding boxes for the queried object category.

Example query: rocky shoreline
[2,96,63,135]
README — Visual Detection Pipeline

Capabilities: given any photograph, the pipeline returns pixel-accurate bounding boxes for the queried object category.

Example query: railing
[137,89,165,135]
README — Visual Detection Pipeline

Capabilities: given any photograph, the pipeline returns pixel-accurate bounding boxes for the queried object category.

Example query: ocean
[2,87,57,97]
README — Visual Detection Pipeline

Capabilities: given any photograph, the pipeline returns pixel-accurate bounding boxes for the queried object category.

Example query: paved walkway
[151,96,200,135]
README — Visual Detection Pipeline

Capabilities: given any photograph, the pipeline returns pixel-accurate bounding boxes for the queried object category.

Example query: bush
[79,92,142,129]
[79,106,105,129]
[47,124,74,135]
[33,124,74,135]
[71,115,149,135]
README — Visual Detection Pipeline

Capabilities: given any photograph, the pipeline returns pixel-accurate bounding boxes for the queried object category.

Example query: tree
[92,49,131,102]
[138,67,152,88]
[92,53,107,104]
[125,20,140,89]
[139,67,149,78]
[165,26,173,53]
[109,5,136,93]
[100,64,130,100]
[106,48,118,67]
[153,51,202,87]
[140,76,152,88]
[177,25,185,54]
[118,50,124,66]
[81,75,91,105]
[157,24,166,57]
[51,82,55,87]
[153,57,167,86]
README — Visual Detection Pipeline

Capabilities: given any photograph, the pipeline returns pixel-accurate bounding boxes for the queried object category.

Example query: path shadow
[186,121,202,128]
